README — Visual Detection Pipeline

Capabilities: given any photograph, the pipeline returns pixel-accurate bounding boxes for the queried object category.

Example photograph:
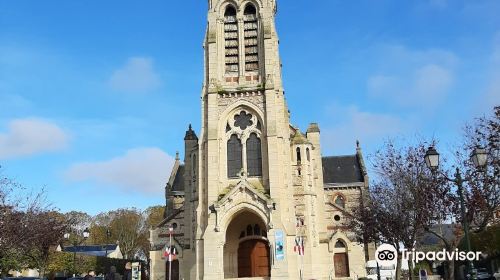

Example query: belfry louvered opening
[224,6,239,74]
[243,4,259,72]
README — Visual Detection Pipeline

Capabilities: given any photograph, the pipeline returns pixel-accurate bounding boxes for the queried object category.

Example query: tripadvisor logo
[375,244,398,267]
[375,244,482,265]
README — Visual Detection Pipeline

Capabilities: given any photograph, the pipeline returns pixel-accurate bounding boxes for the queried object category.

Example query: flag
[294,237,305,255]
[299,237,304,256]
[164,246,177,261]
[163,246,170,258]
[170,247,177,261]
[294,237,299,252]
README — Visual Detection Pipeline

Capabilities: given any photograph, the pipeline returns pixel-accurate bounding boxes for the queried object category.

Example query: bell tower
[204,0,282,91]
[194,0,294,279]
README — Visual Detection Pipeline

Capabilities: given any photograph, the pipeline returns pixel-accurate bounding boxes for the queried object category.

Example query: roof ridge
[322,154,356,158]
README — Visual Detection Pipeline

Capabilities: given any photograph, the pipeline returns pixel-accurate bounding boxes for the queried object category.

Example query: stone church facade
[149,0,374,279]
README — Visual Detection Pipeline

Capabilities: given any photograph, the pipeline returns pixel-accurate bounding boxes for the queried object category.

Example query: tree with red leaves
[0,167,68,277]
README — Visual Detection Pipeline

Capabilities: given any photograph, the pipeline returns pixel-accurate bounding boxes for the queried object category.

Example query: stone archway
[224,210,271,278]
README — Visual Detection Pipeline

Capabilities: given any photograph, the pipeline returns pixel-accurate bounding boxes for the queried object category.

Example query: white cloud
[0,118,68,159]
[321,105,414,154]
[367,45,458,108]
[65,148,175,194]
[108,57,161,93]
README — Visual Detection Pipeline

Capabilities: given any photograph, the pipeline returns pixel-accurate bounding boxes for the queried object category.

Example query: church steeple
[204,0,283,93]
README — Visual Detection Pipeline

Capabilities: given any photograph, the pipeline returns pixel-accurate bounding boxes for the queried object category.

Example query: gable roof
[322,155,364,184]
[156,207,184,228]
[171,165,185,192]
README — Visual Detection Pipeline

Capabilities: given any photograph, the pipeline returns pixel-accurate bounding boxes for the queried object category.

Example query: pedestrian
[124,262,132,280]
[84,270,96,280]
[105,266,122,280]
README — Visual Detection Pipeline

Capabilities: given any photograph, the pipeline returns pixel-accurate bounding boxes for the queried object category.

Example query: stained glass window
[246,133,262,176]
[227,134,242,178]
[335,195,345,208]
[234,111,253,130]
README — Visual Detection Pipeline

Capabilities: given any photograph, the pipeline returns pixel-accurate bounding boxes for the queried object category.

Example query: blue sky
[1,0,498,215]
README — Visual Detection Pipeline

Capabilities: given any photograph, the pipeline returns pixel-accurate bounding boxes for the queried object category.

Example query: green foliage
[459,224,500,256]
[0,248,25,276]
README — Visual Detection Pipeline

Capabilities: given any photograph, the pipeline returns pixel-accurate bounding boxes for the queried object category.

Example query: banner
[275,229,285,260]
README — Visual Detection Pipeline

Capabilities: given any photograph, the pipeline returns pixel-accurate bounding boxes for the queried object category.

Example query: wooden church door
[238,239,270,277]
[334,253,350,278]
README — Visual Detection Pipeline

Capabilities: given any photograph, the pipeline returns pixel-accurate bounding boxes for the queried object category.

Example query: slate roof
[322,155,364,184]
[171,165,185,192]
[63,244,118,256]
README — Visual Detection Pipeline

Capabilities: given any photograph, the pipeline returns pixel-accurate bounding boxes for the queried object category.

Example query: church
[149,0,374,279]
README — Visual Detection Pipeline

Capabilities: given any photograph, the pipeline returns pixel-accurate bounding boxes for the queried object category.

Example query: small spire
[184,124,198,140]
[175,151,180,160]
[356,140,360,149]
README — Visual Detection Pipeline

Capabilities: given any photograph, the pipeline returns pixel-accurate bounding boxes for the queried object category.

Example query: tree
[347,140,452,280]
[145,205,165,229]
[459,105,499,232]
[0,167,68,277]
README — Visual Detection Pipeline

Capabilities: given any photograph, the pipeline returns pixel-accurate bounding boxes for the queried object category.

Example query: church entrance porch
[224,210,271,279]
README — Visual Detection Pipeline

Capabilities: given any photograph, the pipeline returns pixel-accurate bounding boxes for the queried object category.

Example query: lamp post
[424,146,487,280]
[64,227,90,276]
[168,226,173,280]
[104,229,111,258]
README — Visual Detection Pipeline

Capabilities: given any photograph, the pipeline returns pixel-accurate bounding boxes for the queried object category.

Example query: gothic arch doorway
[333,239,350,278]
[224,210,271,278]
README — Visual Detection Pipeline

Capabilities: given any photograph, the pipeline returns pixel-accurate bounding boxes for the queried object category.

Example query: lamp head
[83,227,90,239]
[425,146,440,170]
[470,147,487,169]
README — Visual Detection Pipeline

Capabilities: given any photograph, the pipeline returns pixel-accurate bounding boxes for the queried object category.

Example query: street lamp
[104,229,111,258]
[470,148,488,169]
[424,146,488,280]
[64,227,90,276]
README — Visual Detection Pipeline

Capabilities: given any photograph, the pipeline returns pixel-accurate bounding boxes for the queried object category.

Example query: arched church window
[246,133,262,176]
[253,224,261,236]
[296,147,301,163]
[234,111,253,130]
[246,225,253,236]
[192,154,196,177]
[224,6,239,74]
[306,148,310,161]
[227,134,242,178]
[243,4,259,72]
[335,195,345,208]
[335,239,347,248]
